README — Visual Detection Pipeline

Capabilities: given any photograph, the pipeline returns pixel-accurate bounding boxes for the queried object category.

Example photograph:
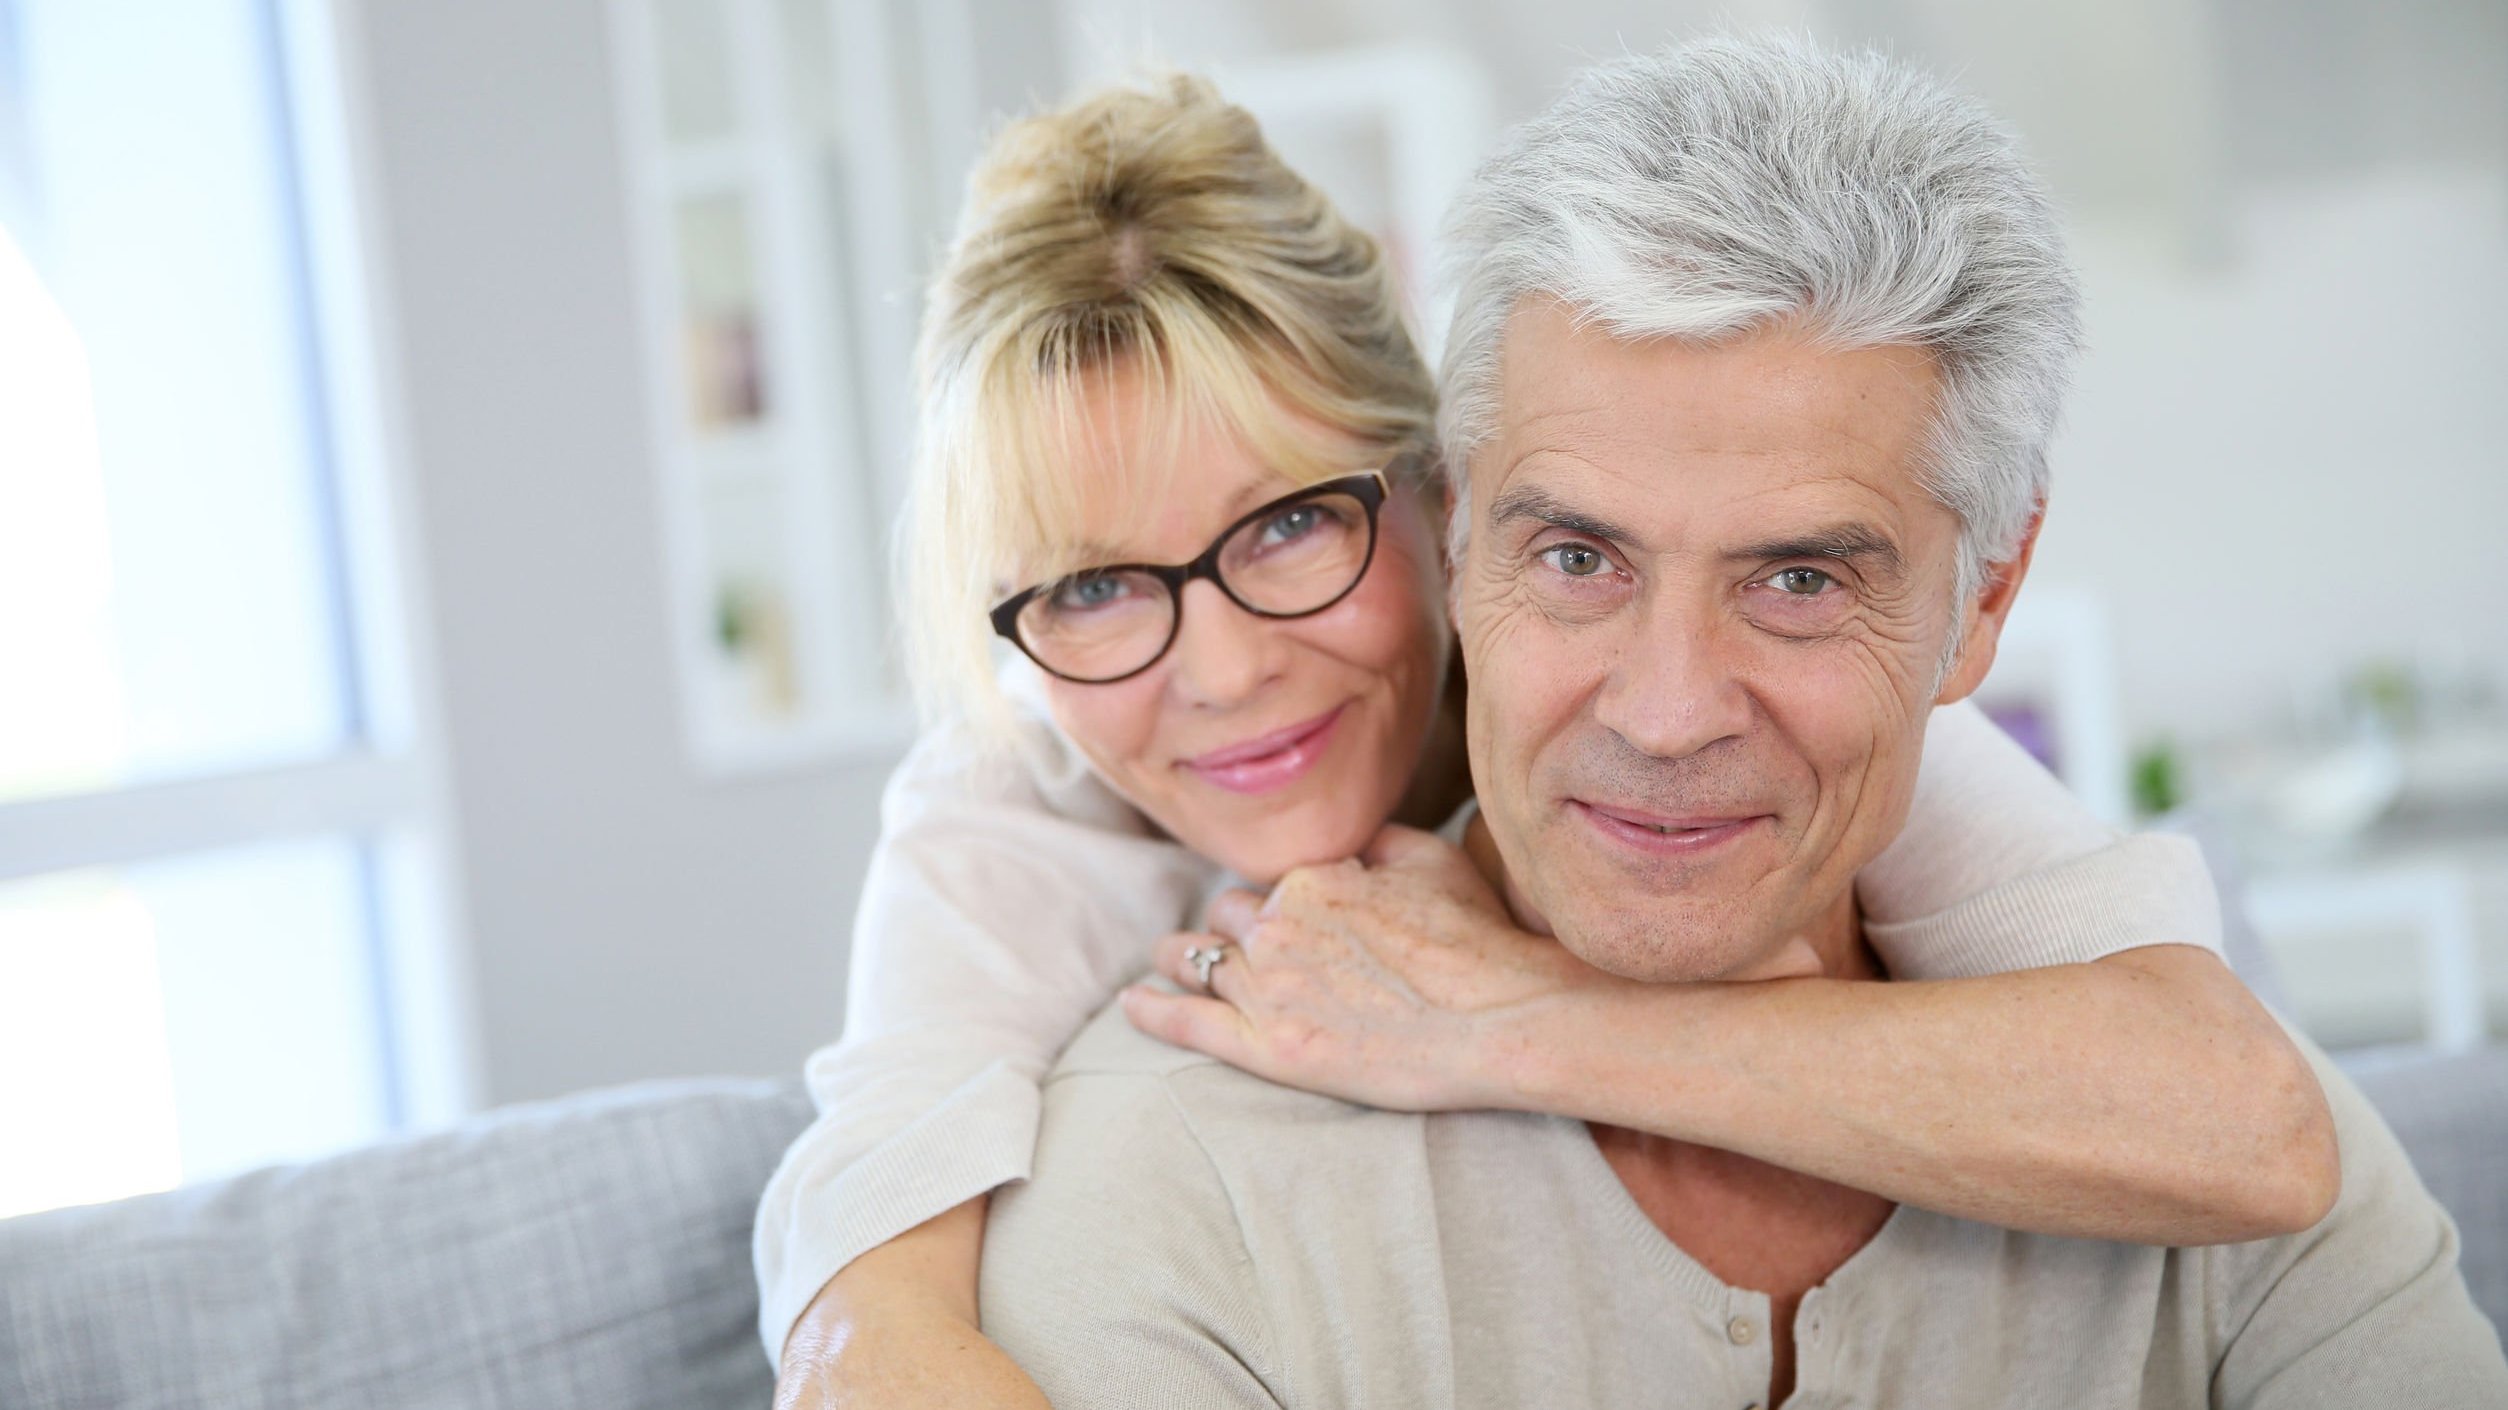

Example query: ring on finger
[1183,943,1231,992]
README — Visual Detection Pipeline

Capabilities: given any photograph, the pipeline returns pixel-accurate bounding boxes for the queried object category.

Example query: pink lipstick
[1183,705,1346,796]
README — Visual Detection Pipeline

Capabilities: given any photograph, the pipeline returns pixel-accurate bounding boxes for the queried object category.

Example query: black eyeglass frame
[989,462,1407,685]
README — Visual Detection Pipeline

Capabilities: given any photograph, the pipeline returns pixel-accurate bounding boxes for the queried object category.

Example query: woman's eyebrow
[1486,484,1639,546]
[1725,525,1905,580]
[1218,478,1280,519]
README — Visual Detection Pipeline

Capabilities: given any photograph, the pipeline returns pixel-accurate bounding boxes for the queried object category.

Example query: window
[0,0,468,1218]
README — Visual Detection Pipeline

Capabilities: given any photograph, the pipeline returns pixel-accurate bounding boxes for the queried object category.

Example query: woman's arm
[1857,701,2222,979]
[1498,943,2336,1243]
[1126,705,2339,1244]
[762,699,1217,1402]
[775,1199,1051,1410]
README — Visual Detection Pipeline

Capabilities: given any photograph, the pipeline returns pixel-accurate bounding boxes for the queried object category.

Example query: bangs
[954,300,1387,592]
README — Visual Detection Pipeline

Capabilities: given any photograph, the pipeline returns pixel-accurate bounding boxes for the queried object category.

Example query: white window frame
[0,0,480,1133]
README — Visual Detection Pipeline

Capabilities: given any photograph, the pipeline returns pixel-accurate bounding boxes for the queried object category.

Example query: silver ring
[1184,943,1229,991]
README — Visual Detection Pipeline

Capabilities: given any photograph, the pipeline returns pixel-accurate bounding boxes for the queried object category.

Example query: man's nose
[1164,578,1283,709]
[1590,597,1752,759]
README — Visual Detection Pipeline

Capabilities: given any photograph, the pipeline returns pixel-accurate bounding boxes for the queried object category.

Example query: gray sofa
[0,1079,813,1409]
[4,1050,2504,1409]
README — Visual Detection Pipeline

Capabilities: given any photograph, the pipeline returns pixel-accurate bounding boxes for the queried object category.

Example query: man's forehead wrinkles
[1507,397,1613,427]
[1728,463,1905,513]
[1505,399,1899,475]
[1484,444,1624,527]
[1492,411,1628,475]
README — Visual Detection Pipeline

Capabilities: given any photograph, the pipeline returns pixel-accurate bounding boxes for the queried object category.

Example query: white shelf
[610,0,902,775]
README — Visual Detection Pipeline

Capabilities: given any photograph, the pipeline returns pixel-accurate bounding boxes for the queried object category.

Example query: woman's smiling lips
[1182,705,1347,795]
[1571,799,1768,856]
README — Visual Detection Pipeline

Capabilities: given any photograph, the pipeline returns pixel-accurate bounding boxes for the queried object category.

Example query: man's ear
[1439,466,1465,632]
[1933,503,2046,705]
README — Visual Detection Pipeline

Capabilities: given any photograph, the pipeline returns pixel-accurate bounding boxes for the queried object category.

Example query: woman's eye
[1767,566,1836,595]
[1051,574,1129,610]
[1256,505,1320,545]
[1542,543,1608,578]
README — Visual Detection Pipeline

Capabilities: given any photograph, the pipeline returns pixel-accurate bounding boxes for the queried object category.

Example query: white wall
[2048,170,2508,742]
[348,0,899,1105]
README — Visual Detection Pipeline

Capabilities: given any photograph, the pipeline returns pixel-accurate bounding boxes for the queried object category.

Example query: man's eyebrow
[1726,524,1905,578]
[1486,483,1640,545]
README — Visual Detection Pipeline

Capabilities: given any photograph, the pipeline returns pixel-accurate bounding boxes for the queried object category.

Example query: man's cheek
[1471,610,1584,748]
[1771,633,1929,738]
[1854,592,1960,698]
[1738,656,1886,823]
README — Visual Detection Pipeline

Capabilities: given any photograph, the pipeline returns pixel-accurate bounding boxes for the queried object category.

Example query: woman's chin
[1201,813,1384,887]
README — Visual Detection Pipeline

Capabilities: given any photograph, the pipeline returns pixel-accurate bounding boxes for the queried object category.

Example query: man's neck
[1463,810,1895,1400]
[1599,883,1893,1407]
[1549,883,1892,1279]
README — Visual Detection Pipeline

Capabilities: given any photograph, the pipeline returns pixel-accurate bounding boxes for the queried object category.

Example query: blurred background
[0,0,2500,1219]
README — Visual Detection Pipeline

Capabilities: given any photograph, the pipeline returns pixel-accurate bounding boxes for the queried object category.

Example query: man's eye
[1542,543,1608,578]
[1767,566,1836,595]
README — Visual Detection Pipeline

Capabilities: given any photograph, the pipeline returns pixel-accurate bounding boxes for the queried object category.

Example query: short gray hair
[1438,35,2083,615]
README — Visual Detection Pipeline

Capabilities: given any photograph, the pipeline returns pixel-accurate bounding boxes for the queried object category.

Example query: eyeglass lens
[1013,487,1376,682]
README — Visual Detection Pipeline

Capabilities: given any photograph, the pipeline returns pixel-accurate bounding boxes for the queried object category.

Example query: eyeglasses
[989,462,1406,685]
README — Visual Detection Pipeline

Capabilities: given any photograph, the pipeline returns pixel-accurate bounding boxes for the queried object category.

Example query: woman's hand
[1122,823,1622,1112]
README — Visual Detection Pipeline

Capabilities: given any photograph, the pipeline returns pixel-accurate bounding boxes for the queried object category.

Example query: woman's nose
[1164,578,1283,709]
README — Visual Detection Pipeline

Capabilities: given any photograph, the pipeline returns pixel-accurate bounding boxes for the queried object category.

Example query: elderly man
[976,37,2508,1408]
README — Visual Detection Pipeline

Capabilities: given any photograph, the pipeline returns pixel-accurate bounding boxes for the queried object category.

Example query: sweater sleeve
[1858,699,2224,980]
[749,699,1218,1362]
[2211,1032,2508,1407]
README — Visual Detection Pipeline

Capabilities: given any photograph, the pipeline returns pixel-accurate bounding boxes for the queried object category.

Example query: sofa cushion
[0,1077,813,1410]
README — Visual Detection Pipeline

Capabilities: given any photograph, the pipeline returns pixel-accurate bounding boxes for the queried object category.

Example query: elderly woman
[759,73,2334,1408]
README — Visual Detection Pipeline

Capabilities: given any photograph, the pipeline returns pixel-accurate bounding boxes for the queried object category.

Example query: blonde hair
[901,72,1436,734]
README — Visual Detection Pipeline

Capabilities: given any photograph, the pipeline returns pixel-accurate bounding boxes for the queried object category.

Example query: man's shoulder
[2176,1022,2508,1399]
[991,1006,1472,1408]
[1047,993,1230,1083]
[996,1002,1296,1266]
[1045,997,1410,1139]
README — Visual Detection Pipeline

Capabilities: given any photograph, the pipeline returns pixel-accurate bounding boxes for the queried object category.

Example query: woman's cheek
[1045,676,1165,800]
[1350,535,1441,667]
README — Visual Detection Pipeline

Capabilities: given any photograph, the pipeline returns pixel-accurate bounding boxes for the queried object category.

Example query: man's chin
[1536,897,1762,985]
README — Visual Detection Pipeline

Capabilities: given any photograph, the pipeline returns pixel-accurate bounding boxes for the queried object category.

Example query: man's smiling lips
[1570,799,1769,856]
[1181,705,1346,795]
